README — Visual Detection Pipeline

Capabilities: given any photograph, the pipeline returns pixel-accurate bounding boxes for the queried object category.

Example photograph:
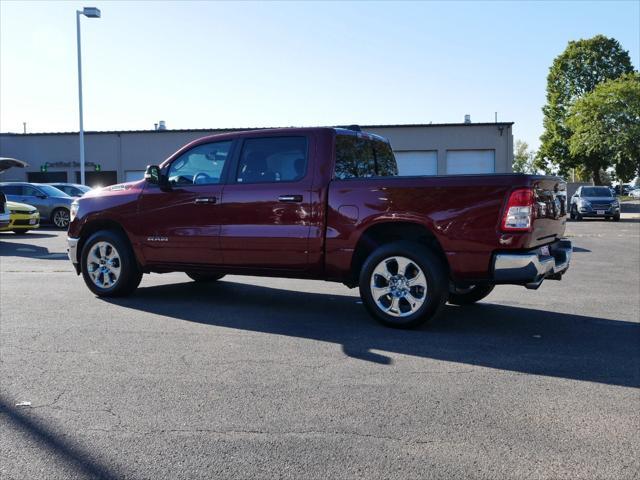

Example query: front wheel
[613,213,621,222]
[448,284,495,306]
[81,230,142,297]
[359,241,448,329]
[51,208,70,229]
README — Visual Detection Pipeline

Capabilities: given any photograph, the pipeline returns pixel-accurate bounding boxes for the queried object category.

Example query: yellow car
[1,201,40,234]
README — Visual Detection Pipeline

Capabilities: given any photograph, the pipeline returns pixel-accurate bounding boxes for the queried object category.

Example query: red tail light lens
[501,188,534,231]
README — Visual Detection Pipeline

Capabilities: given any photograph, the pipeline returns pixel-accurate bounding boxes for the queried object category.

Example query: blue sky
[1,1,638,149]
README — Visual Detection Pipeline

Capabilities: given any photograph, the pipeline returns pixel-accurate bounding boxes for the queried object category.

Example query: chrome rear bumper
[493,240,572,289]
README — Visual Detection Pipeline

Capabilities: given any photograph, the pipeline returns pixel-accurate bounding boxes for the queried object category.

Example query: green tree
[567,73,640,184]
[513,140,537,174]
[537,35,634,179]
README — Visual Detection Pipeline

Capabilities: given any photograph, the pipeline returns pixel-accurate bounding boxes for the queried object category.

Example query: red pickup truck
[68,127,571,328]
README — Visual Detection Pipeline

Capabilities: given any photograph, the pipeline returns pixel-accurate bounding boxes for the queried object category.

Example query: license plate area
[596,210,605,215]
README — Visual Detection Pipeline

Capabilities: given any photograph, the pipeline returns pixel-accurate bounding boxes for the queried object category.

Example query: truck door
[219,135,314,270]
[136,140,234,266]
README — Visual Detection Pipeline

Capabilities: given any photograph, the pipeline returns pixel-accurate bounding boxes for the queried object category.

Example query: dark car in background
[570,186,620,221]
[0,182,74,228]
[48,183,93,197]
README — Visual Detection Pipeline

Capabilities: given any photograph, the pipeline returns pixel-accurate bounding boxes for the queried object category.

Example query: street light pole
[76,7,100,186]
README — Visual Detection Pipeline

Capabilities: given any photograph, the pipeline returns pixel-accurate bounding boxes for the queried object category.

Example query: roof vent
[157,120,167,131]
[464,114,471,124]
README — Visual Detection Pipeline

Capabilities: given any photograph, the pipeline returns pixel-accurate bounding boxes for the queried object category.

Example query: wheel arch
[76,219,137,273]
[349,221,449,285]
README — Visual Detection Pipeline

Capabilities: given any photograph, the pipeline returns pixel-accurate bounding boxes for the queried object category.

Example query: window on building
[236,137,308,183]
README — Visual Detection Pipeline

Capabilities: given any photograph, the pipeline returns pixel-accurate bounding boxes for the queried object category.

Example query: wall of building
[0,123,514,184]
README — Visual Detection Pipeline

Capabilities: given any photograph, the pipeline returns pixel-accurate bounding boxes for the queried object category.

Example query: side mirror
[144,165,161,184]
[145,164,170,188]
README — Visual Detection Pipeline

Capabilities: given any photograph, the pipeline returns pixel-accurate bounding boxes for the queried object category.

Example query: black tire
[12,230,29,235]
[613,213,621,222]
[186,272,226,282]
[448,284,495,306]
[358,241,448,329]
[51,207,70,229]
[80,229,142,297]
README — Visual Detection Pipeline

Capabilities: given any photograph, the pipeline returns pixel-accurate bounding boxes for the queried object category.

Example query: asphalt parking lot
[1,215,639,479]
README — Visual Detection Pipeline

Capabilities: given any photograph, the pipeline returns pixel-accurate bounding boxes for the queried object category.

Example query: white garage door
[394,151,438,176]
[125,170,146,182]
[446,150,495,174]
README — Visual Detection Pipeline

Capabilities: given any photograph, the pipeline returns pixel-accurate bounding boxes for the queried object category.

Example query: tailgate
[529,177,567,247]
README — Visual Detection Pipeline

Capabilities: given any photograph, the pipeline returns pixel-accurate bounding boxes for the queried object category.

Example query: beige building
[0,122,514,186]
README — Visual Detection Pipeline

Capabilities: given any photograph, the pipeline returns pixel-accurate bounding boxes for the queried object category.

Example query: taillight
[501,188,534,231]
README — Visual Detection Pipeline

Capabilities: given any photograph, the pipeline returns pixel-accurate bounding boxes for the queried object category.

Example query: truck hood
[82,180,145,199]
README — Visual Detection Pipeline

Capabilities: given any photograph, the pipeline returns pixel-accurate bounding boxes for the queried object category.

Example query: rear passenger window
[335,135,398,179]
[236,137,308,183]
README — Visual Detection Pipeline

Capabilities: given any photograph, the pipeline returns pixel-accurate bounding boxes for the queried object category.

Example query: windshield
[38,185,70,197]
[582,187,612,197]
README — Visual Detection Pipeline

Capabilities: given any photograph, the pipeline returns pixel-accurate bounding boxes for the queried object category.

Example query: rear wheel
[81,230,142,297]
[186,272,226,282]
[51,208,70,229]
[448,284,495,306]
[12,230,30,235]
[359,241,448,329]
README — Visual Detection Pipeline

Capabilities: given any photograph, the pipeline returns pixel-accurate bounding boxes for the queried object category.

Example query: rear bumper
[493,239,572,289]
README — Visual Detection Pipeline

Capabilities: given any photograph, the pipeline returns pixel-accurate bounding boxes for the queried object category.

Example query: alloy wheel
[86,241,121,289]
[369,256,427,317]
[53,209,70,228]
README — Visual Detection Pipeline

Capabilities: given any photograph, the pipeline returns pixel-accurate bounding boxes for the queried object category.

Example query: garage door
[446,150,495,174]
[394,151,438,176]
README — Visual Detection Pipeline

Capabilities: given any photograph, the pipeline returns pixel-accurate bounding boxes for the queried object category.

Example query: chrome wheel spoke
[371,285,391,300]
[395,257,412,277]
[387,296,400,314]
[407,270,425,287]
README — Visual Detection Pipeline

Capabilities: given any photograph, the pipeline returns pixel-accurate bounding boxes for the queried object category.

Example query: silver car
[0,182,74,228]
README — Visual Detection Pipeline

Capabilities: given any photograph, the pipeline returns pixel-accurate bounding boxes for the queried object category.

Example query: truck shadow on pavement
[107,280,640,389]
[0,240,67,259]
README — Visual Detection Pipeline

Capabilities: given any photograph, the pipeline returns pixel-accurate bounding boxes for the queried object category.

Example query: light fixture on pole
[76,6,101,186]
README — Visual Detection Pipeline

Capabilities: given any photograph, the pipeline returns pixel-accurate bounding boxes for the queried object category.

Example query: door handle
[278,195,303,203]
[194,197,217,204]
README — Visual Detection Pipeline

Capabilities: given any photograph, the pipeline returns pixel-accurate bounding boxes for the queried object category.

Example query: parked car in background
[0,182,73,228]
[48,183,93,197]
[67,127,571,329]
[629,188,640,199]
[0,192,10,230]
[570,186,620,221]
[0,200,40,234]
